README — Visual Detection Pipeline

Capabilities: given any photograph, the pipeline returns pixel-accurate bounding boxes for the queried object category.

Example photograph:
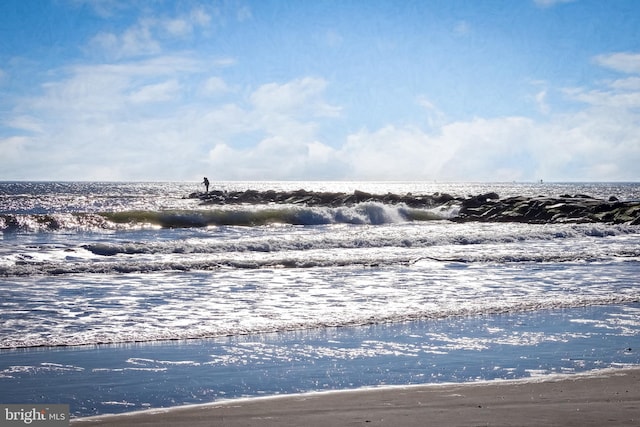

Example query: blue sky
[1,0,639,181]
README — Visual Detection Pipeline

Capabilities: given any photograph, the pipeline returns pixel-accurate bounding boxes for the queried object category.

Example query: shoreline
[72,367,640,426]
[3,303,637,419]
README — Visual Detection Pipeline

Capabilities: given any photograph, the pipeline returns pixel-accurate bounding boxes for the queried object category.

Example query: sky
[1,0,639,182]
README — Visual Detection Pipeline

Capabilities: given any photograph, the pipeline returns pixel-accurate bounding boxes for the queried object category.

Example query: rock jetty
[456,193,640,225]
[187,189,456,208]
[186,190,640,225]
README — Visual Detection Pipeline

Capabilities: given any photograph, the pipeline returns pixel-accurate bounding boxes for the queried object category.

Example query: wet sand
[73,367,639,427]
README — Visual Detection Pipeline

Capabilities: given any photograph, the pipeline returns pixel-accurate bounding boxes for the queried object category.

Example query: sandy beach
[72,367,639,427]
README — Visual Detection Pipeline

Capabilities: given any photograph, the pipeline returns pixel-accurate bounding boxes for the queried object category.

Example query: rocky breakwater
[455,193,640,225]
[187,189,640,225]
[187,189,457,208]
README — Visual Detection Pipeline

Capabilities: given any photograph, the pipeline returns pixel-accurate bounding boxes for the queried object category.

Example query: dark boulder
[455,194,640,225]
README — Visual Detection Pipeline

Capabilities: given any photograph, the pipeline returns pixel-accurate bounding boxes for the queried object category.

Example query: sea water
[0,181,639,417]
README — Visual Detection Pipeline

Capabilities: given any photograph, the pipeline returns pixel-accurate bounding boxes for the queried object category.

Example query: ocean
[1,181,639,418]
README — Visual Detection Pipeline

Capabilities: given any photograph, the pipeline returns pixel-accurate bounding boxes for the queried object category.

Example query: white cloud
[608,76,640,91]
[22,55,201,120]
[88,6,213,59]
[250,77,341,118]
[416,95,446,129]
[201,114,543,182]
[33,70,129,116]
[236,5,253,22]
[190,103,257,144]
[243,79,342,157]
[0,136,29,164]
[91,23,161,59]
[440,117,539,181]
[564,87,640,109]
[335,117,541,181]
[340,125,442,180]
[202,76,231,95]
[8,58,640,182]
[594,52,640,74]
[203,78,344,180]
[212,57,237,67]
[535,89,550,114]
[0,55,217,180]
[5,115,44,134]
[192,7,213,26]
[129,79,181,103]
[343,68,640,182]
[538,111,640,181]
[2,62,346,180]
[332,103,639,182]
[563,54,640,110]
[207,137,342,180]
[164,18,192,37]
[252,78,321,112]
[162,7,212,37]
[4,25,640,183]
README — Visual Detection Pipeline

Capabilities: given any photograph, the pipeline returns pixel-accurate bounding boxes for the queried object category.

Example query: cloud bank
[3,49,640,181]
[1,2,639,182]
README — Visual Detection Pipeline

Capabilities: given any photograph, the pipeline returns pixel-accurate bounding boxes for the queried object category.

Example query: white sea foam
[1,182,639,348]
[1,259,638,348]
[2,221,638,277]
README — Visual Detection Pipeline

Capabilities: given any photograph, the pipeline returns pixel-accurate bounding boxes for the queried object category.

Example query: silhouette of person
[202,177,210,193]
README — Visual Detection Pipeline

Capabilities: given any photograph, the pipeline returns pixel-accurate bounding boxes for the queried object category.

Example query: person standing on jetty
[202,177,210,193]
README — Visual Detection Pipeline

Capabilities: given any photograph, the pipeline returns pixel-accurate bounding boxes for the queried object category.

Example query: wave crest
[102,204,445,228]
[0,204,445,232]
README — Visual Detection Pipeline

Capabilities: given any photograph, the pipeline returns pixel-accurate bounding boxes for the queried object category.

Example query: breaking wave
[0,203,447,232]
[79,222,639,256]
[2,294,639,349]
[1,222,638,277]
[4,255,639,278]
